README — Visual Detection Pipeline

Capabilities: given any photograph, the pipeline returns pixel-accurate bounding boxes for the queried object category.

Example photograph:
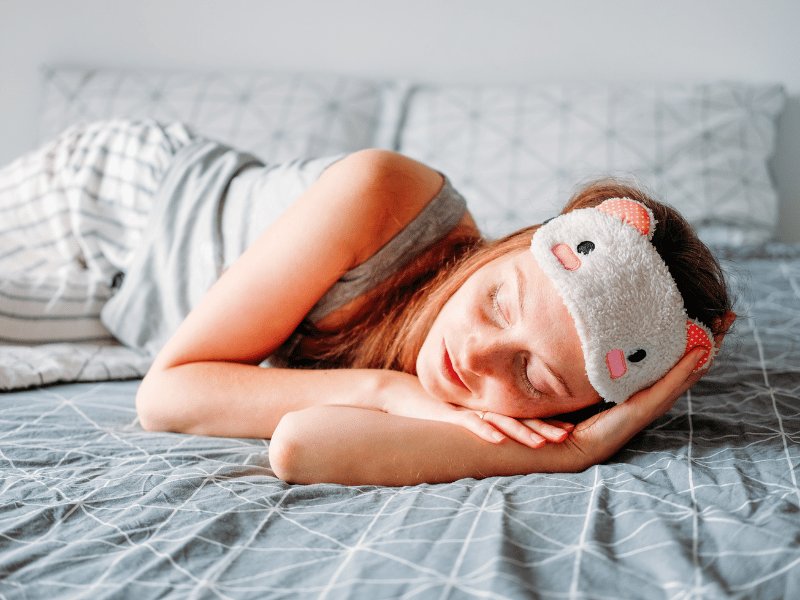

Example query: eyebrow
[515,263,574,399]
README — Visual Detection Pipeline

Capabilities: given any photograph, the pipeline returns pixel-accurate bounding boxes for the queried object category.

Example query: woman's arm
[137,149,536,447]
[137,149,448,436]
[269,347,712,486]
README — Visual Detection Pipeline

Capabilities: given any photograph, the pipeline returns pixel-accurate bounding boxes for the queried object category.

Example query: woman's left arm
[269,346,712,486]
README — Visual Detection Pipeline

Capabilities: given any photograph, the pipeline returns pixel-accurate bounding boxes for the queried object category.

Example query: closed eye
[520,356,543,399]
[490,284,508,326]
[491,283,544,399]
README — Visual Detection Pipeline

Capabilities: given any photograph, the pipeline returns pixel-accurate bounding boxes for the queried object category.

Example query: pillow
[396,81,786,246]
[39,66,386,163]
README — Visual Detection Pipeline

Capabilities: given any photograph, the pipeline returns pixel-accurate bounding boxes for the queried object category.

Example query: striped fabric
[0,119,193,344]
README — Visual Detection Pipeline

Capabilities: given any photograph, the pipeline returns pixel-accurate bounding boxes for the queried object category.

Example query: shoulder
[316,149,471,266]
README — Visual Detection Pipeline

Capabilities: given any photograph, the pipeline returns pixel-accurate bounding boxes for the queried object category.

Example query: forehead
[494,250,584,354]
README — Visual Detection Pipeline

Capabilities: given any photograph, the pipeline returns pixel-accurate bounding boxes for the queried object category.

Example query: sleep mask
[530,198,715,404]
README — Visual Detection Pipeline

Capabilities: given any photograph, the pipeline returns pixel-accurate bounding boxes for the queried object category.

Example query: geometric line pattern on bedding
[38,66,385,166]
[397,81,786,247]
[1,247,799,599]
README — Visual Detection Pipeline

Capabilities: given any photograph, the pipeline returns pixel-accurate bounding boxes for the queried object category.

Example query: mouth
[443,344,469,391]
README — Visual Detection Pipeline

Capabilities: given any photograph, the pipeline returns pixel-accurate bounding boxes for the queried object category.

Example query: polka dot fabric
[686,321,714,371]
[597,197,654,239]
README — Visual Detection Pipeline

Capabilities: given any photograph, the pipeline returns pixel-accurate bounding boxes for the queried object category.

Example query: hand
[549,311,736,471]
[377,371,571,449]
[479,411,575,447]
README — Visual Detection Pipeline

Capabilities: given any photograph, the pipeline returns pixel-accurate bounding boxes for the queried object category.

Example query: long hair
[283,178,733,374]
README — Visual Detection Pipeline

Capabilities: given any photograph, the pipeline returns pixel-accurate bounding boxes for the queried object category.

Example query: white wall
[2,0,799,240]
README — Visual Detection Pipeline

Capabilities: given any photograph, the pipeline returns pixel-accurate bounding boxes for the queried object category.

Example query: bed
[1,67,798,598]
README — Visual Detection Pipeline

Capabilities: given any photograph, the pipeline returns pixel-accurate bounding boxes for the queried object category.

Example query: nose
[462,327,509,378]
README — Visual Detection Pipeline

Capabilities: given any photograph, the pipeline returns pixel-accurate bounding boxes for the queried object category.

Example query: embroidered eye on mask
[530,198,715,405]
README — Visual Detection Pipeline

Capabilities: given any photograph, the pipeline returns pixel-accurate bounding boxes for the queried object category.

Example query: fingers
[673,347,711,385]
[458,411,507,445]
[647,346,709,393]
[619,346,709,426]
[716,311,737,338]
[543,419,577,433]
[481,412,574,448]
[560,346,715,463]
[523,418,575,442]
[483,412,543,447]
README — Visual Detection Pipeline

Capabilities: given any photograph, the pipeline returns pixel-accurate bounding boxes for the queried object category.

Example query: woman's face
[416,248,601,419]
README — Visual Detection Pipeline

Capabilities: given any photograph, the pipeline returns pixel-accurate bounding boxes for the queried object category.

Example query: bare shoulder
[151,149,464,369]
[317,149,452,267]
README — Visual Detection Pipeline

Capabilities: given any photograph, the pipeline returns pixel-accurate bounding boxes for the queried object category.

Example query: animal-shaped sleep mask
[530,198,715,404]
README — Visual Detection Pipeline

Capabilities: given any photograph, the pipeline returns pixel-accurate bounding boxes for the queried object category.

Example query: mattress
[1,244,799,599]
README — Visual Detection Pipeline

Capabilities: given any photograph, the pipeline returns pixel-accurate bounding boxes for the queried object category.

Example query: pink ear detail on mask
[685,321,713,370]
[597,198,652,237]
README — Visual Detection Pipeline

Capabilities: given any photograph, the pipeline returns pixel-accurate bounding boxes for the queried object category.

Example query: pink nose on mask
[606,349,627,379]
[552,243,581,271]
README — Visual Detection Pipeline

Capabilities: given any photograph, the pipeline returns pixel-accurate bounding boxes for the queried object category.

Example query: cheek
[415,317,456,403]
[415,335,437,390]
[478,380,530,417]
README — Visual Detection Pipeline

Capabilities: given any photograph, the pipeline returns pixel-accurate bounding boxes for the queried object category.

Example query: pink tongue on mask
[605,349,627,379]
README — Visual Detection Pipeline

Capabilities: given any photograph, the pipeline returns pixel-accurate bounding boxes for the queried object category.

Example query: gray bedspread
[1,245,799,599]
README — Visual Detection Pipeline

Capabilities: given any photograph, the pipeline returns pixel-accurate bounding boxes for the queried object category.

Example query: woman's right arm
[136,149,513,445]
[136,149,448,437]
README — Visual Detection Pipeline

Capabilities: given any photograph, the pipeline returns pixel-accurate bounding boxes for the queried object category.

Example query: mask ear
[597,197,656,239]
[685,320,714,371]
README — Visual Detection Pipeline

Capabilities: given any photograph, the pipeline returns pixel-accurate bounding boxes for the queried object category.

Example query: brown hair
[285,178,732,373]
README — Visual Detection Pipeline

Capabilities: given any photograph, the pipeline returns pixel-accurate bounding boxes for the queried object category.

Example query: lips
[443,345,469,390]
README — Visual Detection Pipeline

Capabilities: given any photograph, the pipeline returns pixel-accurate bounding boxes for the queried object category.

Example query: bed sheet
[1,246,799,599]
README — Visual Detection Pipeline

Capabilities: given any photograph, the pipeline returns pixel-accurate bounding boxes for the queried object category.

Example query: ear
[596,197,655,239]
[685,320,714,371]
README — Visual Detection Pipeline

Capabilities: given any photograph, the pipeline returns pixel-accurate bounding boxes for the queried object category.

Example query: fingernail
[492,431,505,443]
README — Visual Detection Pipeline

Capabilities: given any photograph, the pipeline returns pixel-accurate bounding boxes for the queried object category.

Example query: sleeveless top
[307,176,467,322]
[270,175,468,366]
[100,134,468,360]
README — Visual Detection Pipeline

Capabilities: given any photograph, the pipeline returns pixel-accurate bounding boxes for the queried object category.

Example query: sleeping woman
[2,120,735,486]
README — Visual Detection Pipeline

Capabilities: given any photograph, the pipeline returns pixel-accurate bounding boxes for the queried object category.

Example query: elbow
[135,370,177,433]
[269,411,316,484]
[269,407,364,485]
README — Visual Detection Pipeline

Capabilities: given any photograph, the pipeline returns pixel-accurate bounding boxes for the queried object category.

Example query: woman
[0,120,733,486]
[133,147,734,487]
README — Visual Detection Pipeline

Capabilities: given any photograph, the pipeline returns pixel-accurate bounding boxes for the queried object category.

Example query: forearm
[269,406,589,486]
[136,362,403,438]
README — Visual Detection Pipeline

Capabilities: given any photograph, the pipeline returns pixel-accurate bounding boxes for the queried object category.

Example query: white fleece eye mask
[530,198,715,404]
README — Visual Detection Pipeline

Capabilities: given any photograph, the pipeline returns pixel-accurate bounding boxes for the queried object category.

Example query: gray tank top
[270,175,467,365]
[306,176,467,323]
